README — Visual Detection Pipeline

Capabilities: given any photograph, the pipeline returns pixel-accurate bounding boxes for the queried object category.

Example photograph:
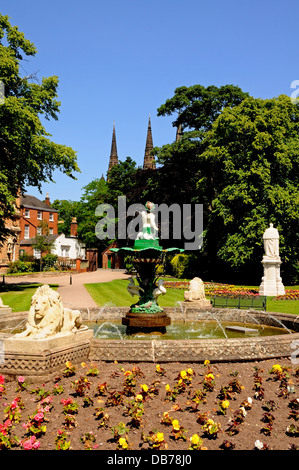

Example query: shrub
[170,253,198,279]
[42,254,58,270]
[7,260,34,274]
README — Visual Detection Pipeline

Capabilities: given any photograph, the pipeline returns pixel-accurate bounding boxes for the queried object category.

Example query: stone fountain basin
[1,306,299,365]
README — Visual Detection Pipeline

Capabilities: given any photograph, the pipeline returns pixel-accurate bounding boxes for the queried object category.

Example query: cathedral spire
[143,114,156,170]
[108,121,118,172]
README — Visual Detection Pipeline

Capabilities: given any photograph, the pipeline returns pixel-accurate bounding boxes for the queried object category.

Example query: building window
[49,213,54,221]
[37,226,42,235]
[33,249,41,259]
[61,245,70,258]
[24,225,30,239]
[37,211,42,220]
[49,227,54,235]
[25,209,30,218]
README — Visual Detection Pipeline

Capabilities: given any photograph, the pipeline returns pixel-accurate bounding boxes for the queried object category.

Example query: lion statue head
[14,285,82,339]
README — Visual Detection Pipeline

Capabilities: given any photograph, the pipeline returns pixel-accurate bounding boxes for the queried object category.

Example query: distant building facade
[19,193,59,258]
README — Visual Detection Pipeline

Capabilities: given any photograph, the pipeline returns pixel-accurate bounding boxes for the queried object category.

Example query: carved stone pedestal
[259,257,285,297]
[0,327,93,381]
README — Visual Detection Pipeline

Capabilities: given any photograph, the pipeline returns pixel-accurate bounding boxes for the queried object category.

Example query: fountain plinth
[111,202,183,334]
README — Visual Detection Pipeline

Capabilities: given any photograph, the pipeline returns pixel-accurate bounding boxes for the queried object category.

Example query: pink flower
[3,419,12,428]
[22,440,33,450]
[10,399,18,409]
[22,435,40,450]
[18,376,25,383]
[34,412,44,423]
[60,398,72,405]
[0,375,5,385]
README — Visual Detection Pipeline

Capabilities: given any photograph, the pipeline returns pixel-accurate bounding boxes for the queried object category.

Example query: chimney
[45,192,50,206]
[70,217,78,237]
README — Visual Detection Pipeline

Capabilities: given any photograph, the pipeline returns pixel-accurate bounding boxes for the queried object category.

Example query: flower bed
[1,359,299,450]
[164,281,260,298]
[275,290,299,301]
[164,281,299,301]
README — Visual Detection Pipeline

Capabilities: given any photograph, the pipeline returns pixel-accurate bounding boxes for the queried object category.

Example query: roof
[21,194,58,212]
[20,234,60,246]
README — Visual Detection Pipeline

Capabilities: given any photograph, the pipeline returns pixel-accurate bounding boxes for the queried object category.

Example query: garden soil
[1,357,299,452]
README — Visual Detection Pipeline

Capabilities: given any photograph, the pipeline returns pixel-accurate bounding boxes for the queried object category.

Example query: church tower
[108,121,118,173]
[143,115,156,170]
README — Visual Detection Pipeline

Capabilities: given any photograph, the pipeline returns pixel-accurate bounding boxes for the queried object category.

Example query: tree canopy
[154,87,299,283]
[0,14,79,241]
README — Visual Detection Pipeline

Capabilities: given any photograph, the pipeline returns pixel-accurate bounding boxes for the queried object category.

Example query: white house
[51,233,86,260]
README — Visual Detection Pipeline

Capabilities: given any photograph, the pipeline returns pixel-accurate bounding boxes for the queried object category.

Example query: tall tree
[199,94,299,283]
[157,84,250,135]
[51,199,81,235]
[155,85,299,283]
[0,14,79,242]
[77,177,111,250]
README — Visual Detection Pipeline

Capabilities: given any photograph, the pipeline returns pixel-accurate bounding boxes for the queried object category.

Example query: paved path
[4,269,129,309]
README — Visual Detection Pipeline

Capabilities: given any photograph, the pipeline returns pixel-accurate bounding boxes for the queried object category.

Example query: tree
[107,157,138,206]
[51,199,81,235]
[199,95,299,283]
[0,14,79,242]
[154,84,250,207]
[77,177,111,250]
[157,84,250,135]
[32,220,54,271]
[155,85,299,283]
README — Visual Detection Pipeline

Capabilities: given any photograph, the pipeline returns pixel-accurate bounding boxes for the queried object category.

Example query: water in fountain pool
[86,319,291,340]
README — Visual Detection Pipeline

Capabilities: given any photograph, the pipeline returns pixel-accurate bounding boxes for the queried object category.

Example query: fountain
[0,204,299,375]
[110,201,183,334]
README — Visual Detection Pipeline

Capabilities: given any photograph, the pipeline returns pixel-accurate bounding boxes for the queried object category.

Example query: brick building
[19,193,59,258]
[0,194,22,271]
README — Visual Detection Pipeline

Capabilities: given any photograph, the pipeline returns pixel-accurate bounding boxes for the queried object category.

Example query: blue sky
[1,0,299,202]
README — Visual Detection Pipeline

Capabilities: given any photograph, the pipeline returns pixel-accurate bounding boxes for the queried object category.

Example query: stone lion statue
[0,297,9,308]
[184,277,206,302]
[14,285,82,340]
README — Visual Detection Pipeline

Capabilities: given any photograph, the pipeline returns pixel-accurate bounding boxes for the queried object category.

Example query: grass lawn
[85,279,299,315]
[85,280,185,308]
[0,283,58,312]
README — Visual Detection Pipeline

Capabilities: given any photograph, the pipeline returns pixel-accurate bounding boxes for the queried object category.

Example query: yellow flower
[124,370,132,376]
[119,437,128,449]
[172,419,180,431]
[141,384,148,392]
[190,434,201,445]
[165,384,171,392]
[180,370,187,379]
[271,364,282,373]
[221,400,230,409]
[135,394,143,402]
[65,361,72,368]
[187,368,194,375]
[156,364,161,372]
[155,432,164,442]
[205,373,214,380]
[81,362,87,368]
[204,359,210,365]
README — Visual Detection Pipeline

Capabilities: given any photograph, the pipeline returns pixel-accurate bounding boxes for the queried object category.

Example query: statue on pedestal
[263,223,280,259]
[259,223,285,297]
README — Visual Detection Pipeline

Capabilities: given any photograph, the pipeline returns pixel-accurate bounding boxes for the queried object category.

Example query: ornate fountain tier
[110,201,183,333]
